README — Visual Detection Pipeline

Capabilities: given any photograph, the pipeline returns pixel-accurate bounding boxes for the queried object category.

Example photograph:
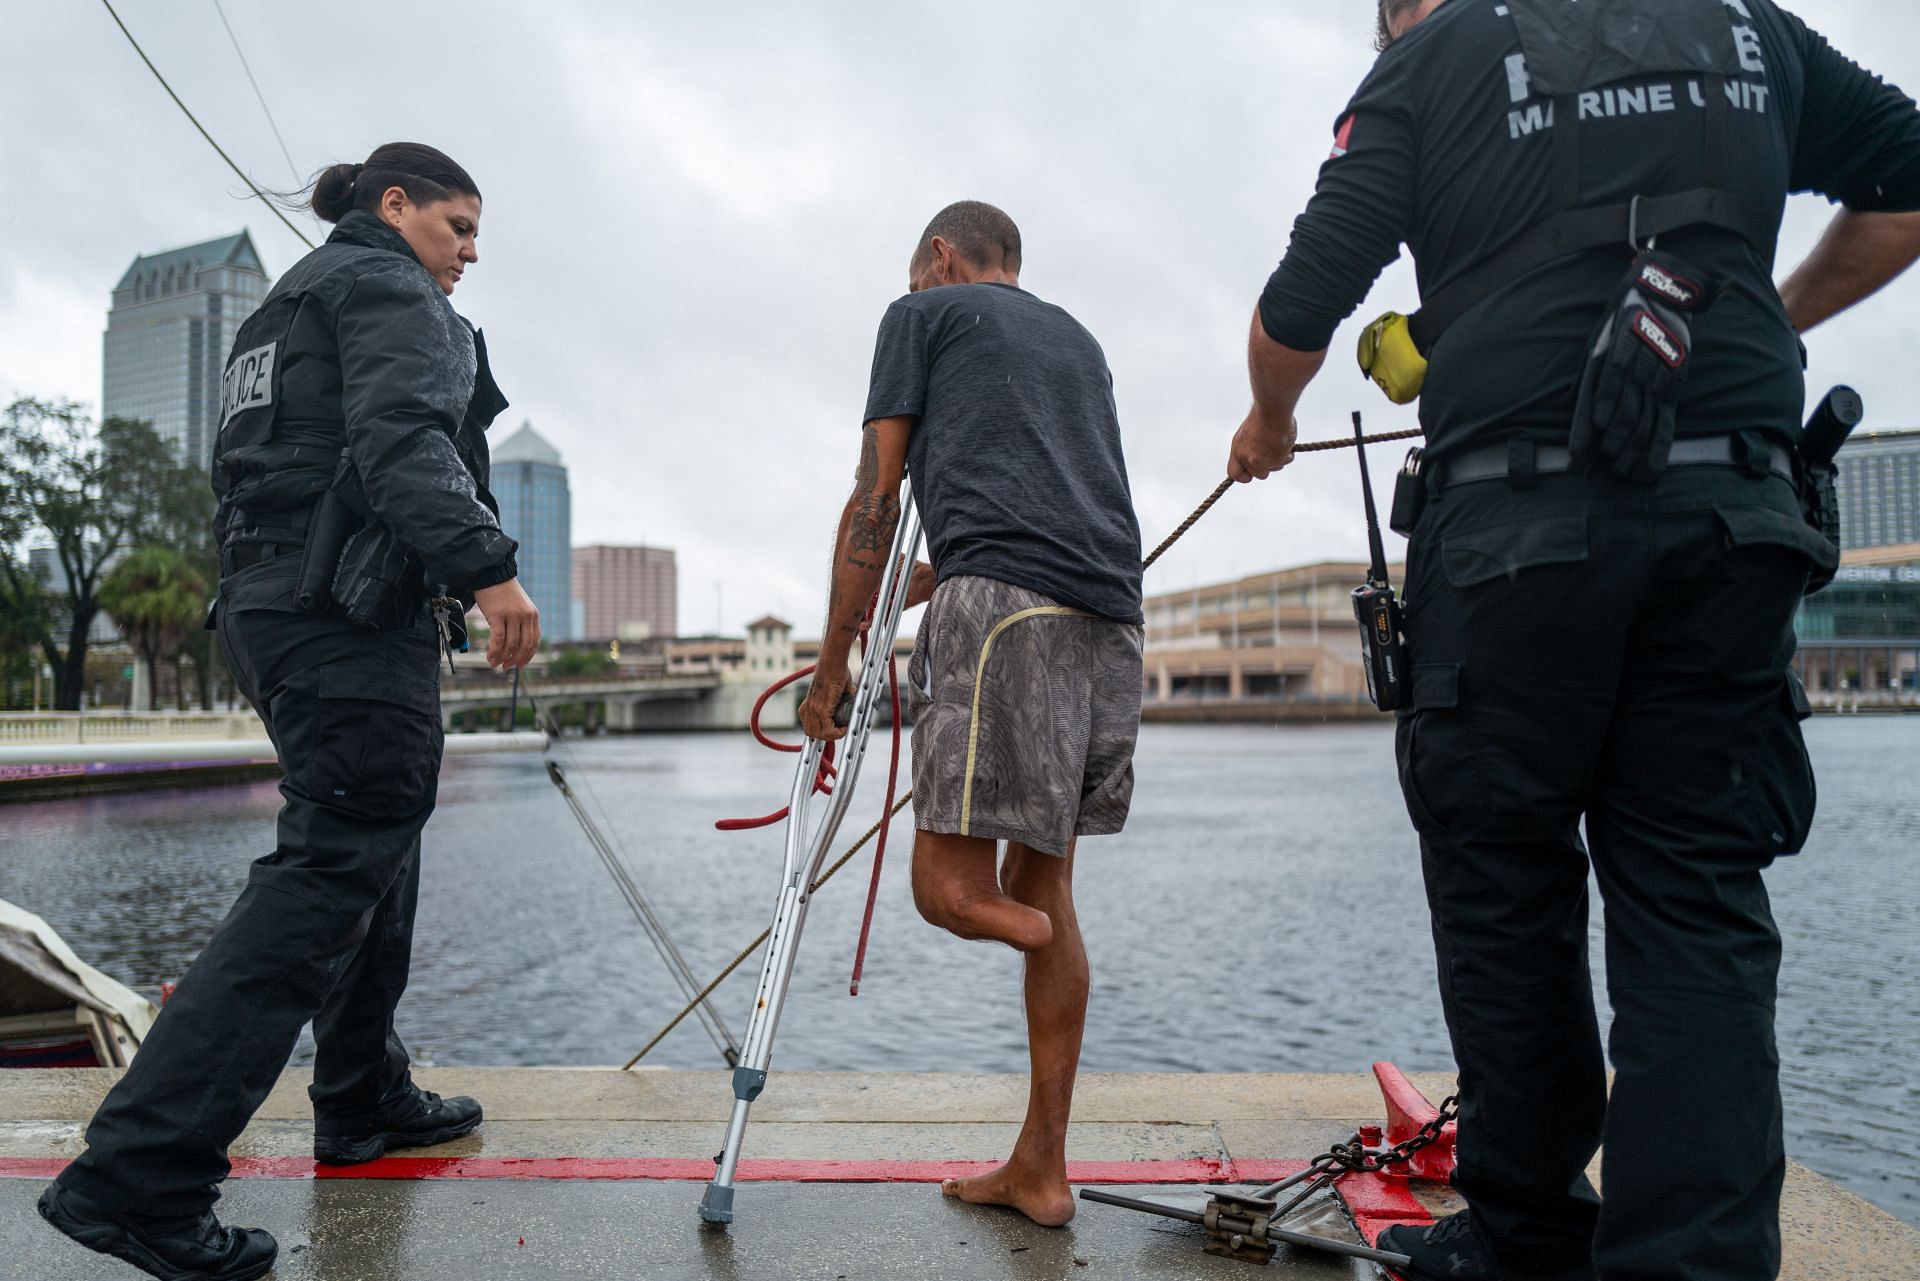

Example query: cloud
[3,0,1917,633]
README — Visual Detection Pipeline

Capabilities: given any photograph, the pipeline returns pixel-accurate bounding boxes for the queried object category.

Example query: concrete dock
[2,1069,1915,1279]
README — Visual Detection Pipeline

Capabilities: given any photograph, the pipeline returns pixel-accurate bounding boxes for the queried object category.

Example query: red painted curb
[0,1156,1312,1185]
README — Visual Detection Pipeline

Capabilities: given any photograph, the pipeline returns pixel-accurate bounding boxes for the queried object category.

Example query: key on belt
[429,596,469,673]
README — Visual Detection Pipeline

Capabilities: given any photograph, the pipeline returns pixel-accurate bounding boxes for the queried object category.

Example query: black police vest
[211,284,343,550]
[212,280,508,551]
[1407,0,1776,354]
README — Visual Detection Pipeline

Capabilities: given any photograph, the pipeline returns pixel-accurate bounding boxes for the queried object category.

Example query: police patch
[221,342,276,430]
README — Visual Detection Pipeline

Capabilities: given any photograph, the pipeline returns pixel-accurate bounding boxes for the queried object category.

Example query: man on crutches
[800,201,1146,1227]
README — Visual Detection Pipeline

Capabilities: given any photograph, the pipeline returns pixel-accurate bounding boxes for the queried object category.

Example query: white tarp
[0,898,157,1049]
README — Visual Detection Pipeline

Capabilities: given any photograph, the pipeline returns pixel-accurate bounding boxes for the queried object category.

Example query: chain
[1319,1095,1459,1174]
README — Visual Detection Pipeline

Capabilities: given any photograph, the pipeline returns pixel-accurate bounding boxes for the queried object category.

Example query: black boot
[1380,1211,1595,1281]
[314,1084,483,1164]
[38,1182,277,1281]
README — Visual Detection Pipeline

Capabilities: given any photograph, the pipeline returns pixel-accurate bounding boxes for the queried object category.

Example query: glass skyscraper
[490,421,574,643]
[1836,428,1920,551]
[103,231,271,467]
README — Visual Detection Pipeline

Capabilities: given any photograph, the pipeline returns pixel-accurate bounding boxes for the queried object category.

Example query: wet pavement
[6,1180,1383,1281]
[2,1069,1916,1280]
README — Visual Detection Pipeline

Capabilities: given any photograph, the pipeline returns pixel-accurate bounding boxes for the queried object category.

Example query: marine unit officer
[39,142,540,1281]
[1227,2,1920,1278]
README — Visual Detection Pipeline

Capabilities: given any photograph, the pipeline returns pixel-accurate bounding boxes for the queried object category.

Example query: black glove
[1570,250,1716,483]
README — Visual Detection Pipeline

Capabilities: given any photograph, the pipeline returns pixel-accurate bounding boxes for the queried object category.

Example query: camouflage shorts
[907,575,1144,856]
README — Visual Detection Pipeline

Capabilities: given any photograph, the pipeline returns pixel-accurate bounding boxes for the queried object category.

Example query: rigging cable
[97,0,315,250]
[209,0,302,183]
[486,669,742,1066]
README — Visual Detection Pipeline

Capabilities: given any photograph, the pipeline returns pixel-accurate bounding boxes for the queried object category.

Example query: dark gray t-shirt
[862,283,1143,624]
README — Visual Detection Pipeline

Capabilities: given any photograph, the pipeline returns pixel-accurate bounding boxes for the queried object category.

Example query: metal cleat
[1201,1190,1279,1264]
[1372,1061,1457,1182]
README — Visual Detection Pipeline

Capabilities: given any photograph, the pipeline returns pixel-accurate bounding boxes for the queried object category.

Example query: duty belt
[1437,433,1794,491]
[222,542,298,574]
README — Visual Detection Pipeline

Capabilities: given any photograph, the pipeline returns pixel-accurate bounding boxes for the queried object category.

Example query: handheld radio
[1349,413,1409,712]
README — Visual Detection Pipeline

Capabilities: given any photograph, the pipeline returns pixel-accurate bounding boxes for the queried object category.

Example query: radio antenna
[1353,413,1390,586]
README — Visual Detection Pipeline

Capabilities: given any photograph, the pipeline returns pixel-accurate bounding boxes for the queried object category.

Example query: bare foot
[941,1163,1076,1227]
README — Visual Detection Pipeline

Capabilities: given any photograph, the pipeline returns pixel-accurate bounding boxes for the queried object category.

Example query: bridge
[439,615,809,732]
[437,670,790,732]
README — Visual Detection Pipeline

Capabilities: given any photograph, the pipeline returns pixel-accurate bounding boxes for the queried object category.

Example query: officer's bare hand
[474,578,541,670]
[800,664,852,742]
[907,561,937,609]
[1228,407,1299,483]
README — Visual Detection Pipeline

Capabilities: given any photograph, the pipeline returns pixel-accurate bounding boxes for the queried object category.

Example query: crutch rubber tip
[698,1183,735,1224]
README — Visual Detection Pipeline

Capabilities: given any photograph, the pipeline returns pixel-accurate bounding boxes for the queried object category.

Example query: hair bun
[309,161,363,223]
[300,144,479,229]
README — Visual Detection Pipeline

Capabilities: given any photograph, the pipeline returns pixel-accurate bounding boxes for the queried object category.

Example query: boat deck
[2,1069,1914,1279]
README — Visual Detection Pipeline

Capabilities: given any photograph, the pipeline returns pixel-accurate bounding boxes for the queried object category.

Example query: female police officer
[39,142,539,1281]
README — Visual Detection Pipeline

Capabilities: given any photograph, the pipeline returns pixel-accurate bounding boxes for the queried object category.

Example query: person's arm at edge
[1229,50,1413,483]
[1230,319,1325,482]
[1779,209,1920,333]
[798,416,914,741]
[1778,13,1920,334]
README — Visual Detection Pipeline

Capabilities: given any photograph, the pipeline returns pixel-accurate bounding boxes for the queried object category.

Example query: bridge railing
[0,712,266,745]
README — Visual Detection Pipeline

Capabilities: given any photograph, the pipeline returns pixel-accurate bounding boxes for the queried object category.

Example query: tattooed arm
[800,416,916,741]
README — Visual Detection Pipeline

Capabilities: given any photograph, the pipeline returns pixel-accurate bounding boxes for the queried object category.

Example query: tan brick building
[572,545,677,643]
[1143,561,1401,705]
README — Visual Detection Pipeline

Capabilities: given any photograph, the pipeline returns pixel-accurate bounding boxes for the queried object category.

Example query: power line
[209,0,302,184]
[97,0,315,250]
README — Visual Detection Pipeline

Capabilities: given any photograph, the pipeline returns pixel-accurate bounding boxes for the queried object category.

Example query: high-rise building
[1836,428,1920,551]
[573,545,678,643]
[490,421,574,642]
[104,232,271,467]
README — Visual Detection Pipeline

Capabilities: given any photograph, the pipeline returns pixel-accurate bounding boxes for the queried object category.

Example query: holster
[1800,463,1842,595]
[293,454,375,617]
[1796,386,1865,597]
[333,523,423,630]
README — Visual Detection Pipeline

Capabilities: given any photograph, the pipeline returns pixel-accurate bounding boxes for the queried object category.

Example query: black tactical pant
[58,602,445,1216]
[1397,464,1818,1281]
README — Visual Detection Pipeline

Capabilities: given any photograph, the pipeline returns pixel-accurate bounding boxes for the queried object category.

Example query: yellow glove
[1357,311,1428,405]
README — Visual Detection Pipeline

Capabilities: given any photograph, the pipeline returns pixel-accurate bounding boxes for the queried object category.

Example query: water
[3,721,1916,1226]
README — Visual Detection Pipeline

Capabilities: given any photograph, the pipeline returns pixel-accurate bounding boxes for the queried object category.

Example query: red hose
[715,666,838,831]
[848,656,901,996]
[713,590,905,994]
[714,595,882,832]
[746,666,813,754]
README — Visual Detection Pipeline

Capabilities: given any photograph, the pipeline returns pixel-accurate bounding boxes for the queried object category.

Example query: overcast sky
[4,1,1917,634]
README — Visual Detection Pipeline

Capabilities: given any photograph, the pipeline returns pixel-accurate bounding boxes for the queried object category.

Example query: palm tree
[99,547,208,712]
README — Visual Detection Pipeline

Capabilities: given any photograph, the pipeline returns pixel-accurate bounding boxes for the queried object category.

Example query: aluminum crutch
[700,492,923,1225]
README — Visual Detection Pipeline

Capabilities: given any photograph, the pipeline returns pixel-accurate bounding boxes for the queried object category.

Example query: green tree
[98,547,209,712]
[0,399,194,709]
[149,433,221,709]
[550,648,619,678]
[0,414,52,707]
[0,546,51,709]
